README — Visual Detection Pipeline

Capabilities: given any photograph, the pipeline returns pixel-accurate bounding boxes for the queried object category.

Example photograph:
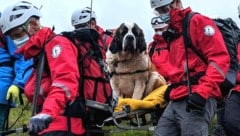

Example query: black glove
[186,93,206,112]
[29,113,53,134]
[164,86,172,102]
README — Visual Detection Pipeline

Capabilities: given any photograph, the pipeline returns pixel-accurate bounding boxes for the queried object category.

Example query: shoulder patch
[204,25,215,36]
[52,45,62,58]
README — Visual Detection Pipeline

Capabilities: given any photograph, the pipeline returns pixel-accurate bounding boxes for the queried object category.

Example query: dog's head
[109,22,147,54]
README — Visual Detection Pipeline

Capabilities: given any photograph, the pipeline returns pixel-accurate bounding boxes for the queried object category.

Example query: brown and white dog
[106,22,166,100]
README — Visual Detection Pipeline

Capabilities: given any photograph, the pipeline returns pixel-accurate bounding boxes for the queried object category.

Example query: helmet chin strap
[21,25,31,37]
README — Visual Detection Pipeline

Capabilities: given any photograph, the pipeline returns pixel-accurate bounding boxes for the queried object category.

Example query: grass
[6,96,31,136]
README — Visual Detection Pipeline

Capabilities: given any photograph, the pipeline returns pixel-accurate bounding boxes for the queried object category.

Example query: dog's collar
[110,69,149,77]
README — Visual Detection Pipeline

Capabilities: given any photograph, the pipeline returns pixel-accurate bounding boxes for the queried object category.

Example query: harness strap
[110,69,149,77]
[167,71,205,91]
[149,41,157,59]
[84,76,109,82]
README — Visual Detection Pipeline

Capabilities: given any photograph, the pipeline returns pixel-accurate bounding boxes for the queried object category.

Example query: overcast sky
[0,0,239,43]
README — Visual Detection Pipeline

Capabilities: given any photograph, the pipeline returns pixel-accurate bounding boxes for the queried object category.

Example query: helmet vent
[81,10,91,14]
[9,14,23,22]
[79,15,87,19]
[13,6,30,11]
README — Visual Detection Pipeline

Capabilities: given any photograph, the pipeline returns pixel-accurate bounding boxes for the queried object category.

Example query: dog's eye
[121,26,128,34]
[132,27,139,36]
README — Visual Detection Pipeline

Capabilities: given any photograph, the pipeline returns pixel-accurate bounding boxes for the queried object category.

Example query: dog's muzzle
[123,33,136,51]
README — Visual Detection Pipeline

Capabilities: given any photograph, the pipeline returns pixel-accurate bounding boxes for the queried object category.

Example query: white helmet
[0,1,41,34]
[151,16,168,29]
[150,0,173,9]
[71,7,96,26]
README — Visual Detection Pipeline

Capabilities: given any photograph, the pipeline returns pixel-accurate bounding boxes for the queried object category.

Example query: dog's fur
[106,22,166,100]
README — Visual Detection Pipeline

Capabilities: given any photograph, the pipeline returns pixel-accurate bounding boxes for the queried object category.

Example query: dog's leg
[144,72,166,97]
[110,77,121,97]
[132,80,146,100]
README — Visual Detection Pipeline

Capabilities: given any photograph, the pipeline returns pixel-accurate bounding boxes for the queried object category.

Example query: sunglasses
[151,16,165,25]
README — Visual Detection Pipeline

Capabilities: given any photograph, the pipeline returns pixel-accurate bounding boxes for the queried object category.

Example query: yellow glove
[6,85,20,103]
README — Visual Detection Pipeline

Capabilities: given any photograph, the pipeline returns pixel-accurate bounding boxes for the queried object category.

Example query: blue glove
[29,113,53,134]
[186,93,206,112]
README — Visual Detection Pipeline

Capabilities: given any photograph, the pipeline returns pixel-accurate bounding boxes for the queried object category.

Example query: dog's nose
[126,35,134,41]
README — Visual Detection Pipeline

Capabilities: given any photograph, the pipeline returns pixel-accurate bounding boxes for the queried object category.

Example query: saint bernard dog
[106,22,166,100]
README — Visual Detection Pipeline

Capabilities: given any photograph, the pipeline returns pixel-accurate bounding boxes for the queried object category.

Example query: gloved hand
[6,85,20,103]
[164,86,171,102]
[186,93,206,112]
[29,113,53,134]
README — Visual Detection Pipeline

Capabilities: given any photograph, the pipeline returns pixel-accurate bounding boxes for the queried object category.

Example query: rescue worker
[148,16,171,82]
[72,7,113,136]
[71,7,113,52]
[0,18,33,132]
[0,1,83,135]
[150,0,230,135]
[148,16,171,124]
[222,6,240,136]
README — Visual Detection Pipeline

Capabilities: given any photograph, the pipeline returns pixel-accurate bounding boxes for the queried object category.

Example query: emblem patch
[52,45,62,58]
[204,25,215,36]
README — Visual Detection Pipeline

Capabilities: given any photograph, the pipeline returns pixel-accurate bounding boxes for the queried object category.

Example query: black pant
[223,91,240,136]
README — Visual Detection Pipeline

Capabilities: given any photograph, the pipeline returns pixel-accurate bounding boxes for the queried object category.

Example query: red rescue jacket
[167,8,230,100]
[148,34,171,81]
[16,27,84,135]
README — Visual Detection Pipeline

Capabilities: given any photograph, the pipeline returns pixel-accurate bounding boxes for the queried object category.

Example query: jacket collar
[15,27,55,60]
[169,7,192,32]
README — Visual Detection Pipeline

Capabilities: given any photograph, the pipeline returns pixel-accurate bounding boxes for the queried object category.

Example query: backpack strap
[182,12,206,95]
[182,12,208,64]
[149,41,157,60]
[31,50,46,116]
[31,33,57,116]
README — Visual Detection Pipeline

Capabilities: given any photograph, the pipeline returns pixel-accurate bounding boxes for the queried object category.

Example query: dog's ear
[139,40,147,53]
[109,40,120,54]
[136,26,147,53]
[109,27,122,54]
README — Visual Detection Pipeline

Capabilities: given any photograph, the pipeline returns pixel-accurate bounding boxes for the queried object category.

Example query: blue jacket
[0,36,33,106]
